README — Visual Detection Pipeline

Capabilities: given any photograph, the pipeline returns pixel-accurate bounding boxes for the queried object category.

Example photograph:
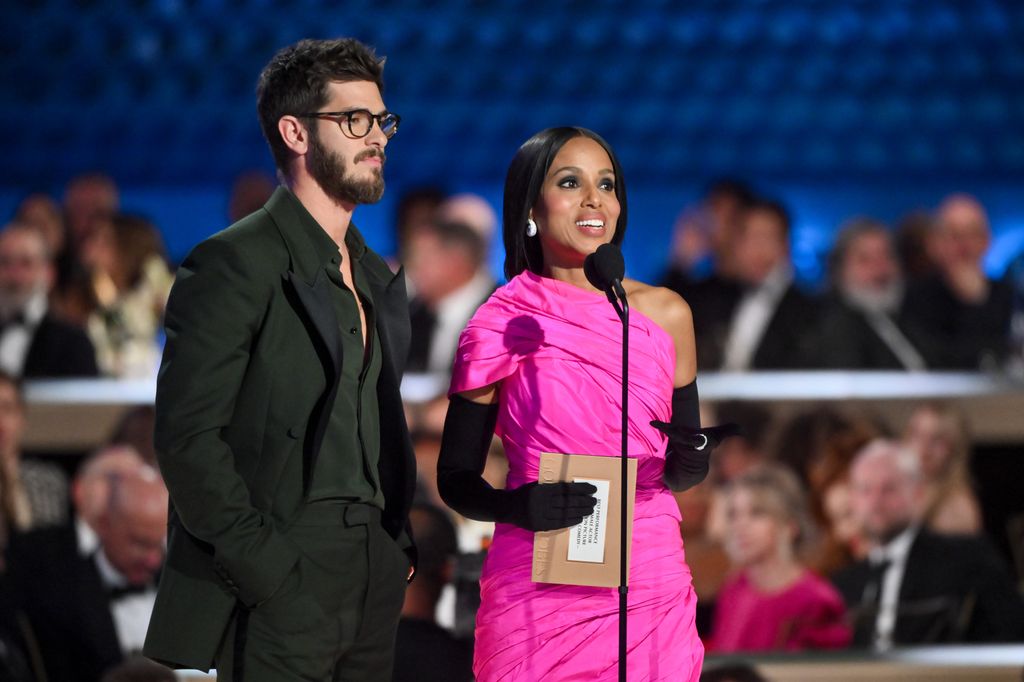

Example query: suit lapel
[368,265,410,377]
[286,269,341,375]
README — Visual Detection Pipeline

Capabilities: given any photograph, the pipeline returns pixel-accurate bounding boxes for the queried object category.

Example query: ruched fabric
[450,271,704,681]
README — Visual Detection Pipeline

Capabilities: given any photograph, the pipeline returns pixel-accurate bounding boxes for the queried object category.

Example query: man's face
[842,231,899,293]
[0,229,52,314]
[0,381,24,462]
[937,198,990,268]
[849,452,919,545]
[305,80,389,206]
[100,498,167,585]
[733,209,788,285]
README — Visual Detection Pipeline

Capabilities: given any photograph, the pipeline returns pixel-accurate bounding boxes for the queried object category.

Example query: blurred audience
[816,218,926,370]
[832,439,1024,649]
[900,402,982,536]
[894,210,940,282]
[72,445,149,556]
[699,663,768,682]
[715,199,815,370]
[0,370,69,532]
[392,185,447,268]
[902,194,1012,369]
[14,193,66,263]
[406,218,496,375]
[710,464,850,652]
[9,466,168,682]
[393,503,472,682]
[63,173,120,253]
[770,407,879,575]
[79,213,173,377]
[0,221,99,378]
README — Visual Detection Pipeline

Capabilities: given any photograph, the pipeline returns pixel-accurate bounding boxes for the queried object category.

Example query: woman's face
[902,408,954,480]
[724,486,792,568]
[530,136,620,272]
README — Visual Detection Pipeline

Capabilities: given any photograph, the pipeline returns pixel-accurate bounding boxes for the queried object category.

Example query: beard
[842,280,904,315]
[306,131,385,205]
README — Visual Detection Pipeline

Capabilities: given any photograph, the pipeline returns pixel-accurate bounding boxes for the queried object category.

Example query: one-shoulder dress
[449,270,704,681]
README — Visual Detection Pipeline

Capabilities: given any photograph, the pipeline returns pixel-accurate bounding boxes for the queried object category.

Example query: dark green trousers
[214,504,409,681]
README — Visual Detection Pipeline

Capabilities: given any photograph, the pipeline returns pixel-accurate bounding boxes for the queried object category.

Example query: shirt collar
[869,524,918,565]
[95,547,129,589]
[282,188,367,267]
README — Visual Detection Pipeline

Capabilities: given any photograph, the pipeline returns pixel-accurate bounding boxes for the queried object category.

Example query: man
[715,199,815,370]
[405,217,495,374]
[10,469,167,682]
[0,222,99,378]
[832,439,1024,649]
[816,218,926,370]
[142,38,417,681]
[392,504,472,682]
[901,194,1012,369]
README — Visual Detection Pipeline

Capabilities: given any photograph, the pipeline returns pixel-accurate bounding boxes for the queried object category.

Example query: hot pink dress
[709,570,852,652]
[449,270,703,681]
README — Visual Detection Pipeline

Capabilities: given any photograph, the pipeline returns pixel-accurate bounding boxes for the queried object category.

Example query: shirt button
[349,327,358,334]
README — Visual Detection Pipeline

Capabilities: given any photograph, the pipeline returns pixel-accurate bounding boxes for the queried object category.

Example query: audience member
[71,445,149,556]
[770,407,879,575]
[817,218,926,370]
[80,213,173,377]
[900,402,982,535]
[699,663,768,682]
[662,178,755,288]
[108,406,159,467]
[63,172,120,252]
[393,503,472,682]
[0,370,68,531]
[10,467,168,682]
[832,439,1024,649]
[14,192,66,263]
[717,199,816,370]
[227,169,277,223]
[894,210,940,282]
[101,656,176,682]
[393,185,446,266]
[0,221,99,377]
[901,194,1012,369]
[710,464,850,652]
[406,218,496,375]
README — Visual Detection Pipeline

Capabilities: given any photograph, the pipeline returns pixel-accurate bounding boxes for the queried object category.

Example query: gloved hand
[651,421,741,492]
[502,481,598,531]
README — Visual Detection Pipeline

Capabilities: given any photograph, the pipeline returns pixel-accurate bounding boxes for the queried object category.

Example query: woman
[437,128,713,680]
[710,464,850,652]
[901,402,981,535]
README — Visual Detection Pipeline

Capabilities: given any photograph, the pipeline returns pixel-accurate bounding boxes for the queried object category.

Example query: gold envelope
[531,452,638,588]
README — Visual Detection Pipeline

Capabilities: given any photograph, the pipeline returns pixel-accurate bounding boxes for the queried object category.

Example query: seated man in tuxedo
[9,467,167,682]
[717,199,815,370]
[0,221,98,378]
[816,219,926,370]
[405,217,495,375]
[901,194,1012,369]
[832,439,1024,650]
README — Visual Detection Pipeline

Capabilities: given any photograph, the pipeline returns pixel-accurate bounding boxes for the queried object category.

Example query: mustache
[355,149,386,165]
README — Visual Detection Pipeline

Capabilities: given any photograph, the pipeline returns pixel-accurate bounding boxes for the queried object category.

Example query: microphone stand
[605,279,629,682]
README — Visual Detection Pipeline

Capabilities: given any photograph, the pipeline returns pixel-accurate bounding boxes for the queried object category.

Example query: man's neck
[288,176,356,249]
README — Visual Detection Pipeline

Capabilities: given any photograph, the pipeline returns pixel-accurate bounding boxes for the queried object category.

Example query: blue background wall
[3,0,1023,284]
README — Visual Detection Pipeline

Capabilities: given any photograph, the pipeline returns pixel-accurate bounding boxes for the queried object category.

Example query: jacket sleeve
[155,236,299,607]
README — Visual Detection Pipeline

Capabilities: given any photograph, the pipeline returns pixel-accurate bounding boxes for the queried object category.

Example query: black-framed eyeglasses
[295,109,401,139]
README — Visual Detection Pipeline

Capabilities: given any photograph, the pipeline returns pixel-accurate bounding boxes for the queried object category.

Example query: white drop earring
[526,218,538,237]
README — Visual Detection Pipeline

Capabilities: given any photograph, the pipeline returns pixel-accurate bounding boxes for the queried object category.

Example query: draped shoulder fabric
[450,270,703,681]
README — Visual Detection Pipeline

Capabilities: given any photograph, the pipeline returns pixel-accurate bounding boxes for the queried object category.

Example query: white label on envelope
[567,478,609,563]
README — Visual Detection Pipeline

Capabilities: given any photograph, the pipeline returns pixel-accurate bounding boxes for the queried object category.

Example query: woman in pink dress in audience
[437,127,720,681]
[711,464,851,652]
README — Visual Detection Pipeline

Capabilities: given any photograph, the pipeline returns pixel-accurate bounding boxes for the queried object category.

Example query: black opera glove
[437,395,598,532]
[651,421,742,491]
[504,480,598,532]
[650,380,740,491]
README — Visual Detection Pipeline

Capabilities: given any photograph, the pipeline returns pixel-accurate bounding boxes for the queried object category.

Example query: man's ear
[278,115,309,156]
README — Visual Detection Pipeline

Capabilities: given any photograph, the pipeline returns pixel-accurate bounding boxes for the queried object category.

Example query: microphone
[584,243,626,304]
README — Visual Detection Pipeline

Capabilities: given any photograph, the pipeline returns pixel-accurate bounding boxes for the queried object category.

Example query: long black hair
[502,127,628,280]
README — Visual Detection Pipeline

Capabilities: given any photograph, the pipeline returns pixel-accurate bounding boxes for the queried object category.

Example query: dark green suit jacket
[143,188,416,670]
